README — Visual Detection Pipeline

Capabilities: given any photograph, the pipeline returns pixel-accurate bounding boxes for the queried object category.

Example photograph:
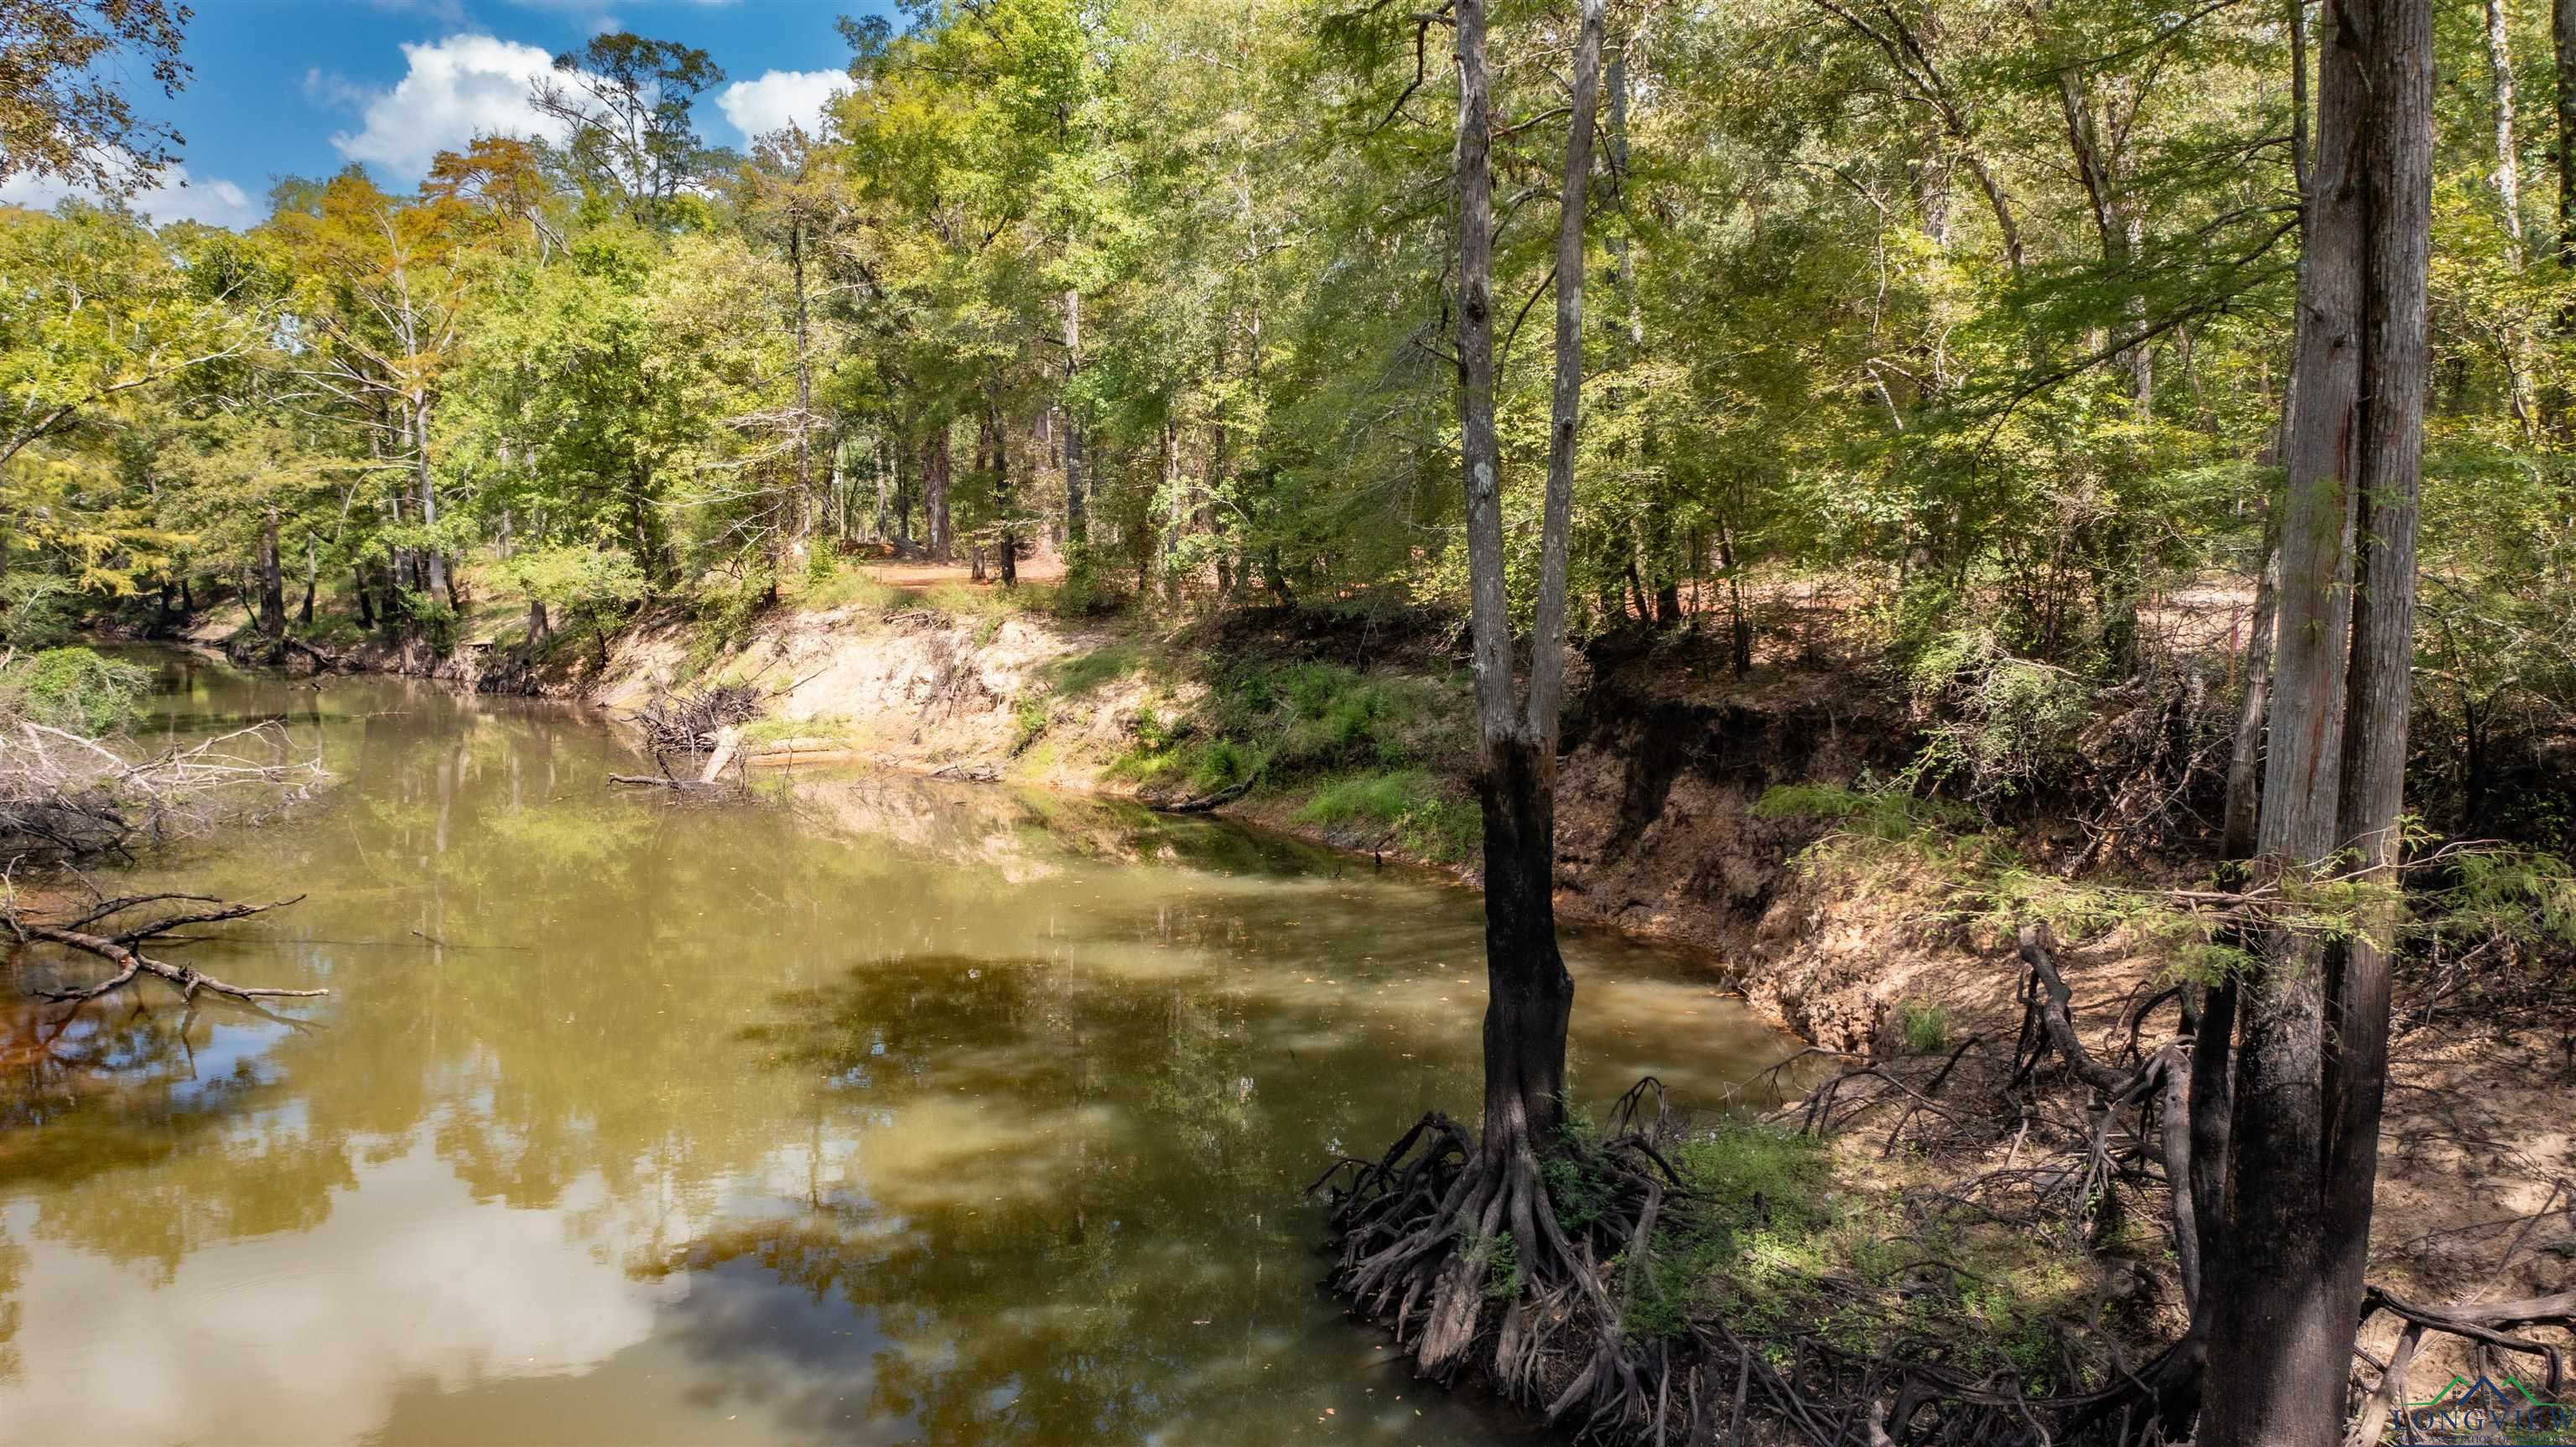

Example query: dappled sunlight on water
[0,651,1804,1444]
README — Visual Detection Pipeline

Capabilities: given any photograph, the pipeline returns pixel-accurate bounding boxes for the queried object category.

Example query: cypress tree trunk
[1062,288,1086,546]
[927,423,952,562]
[2199,1,2431,1441]
[257,511,288,639]
[992,397,1018,589]
[414,399,448,604]
[1452,0,1602,1164]
[2558,0,2576,273]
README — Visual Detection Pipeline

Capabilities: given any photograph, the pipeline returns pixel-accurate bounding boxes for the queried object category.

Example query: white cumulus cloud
[716,70,848,144]
[0,163,262,230]
[325,34,570,180]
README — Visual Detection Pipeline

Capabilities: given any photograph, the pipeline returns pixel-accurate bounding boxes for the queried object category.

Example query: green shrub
[1901,627,2093,804]
[0,574,77,649]
[1895,998,1954,1055]
[1753,783,1971,838]
[1011,692,1051,752]
[0,646,150,734]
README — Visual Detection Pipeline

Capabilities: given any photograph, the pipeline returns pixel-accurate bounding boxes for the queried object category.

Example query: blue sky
[1,0,894,226]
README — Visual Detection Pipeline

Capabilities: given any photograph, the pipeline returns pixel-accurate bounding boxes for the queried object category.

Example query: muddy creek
[0,651,1800,1445]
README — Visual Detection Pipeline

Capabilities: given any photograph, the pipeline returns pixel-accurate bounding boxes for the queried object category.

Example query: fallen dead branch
[625,682,762,755]
[4,891,324,1003]
[0,721,328,862]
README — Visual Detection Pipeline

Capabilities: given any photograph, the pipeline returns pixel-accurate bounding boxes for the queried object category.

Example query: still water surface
[0,651,1797,1446]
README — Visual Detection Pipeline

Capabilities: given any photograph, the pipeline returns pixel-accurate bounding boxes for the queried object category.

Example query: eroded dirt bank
[168,594,2576,1410]
[573,599,1934,1039]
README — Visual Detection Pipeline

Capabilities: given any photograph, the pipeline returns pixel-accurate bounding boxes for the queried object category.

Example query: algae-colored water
[0,651,1798,1445]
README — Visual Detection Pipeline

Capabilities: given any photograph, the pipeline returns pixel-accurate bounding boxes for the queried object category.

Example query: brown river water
[0,650,1800,1446]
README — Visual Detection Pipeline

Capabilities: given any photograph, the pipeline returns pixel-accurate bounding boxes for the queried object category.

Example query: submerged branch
[5,892,324,1003]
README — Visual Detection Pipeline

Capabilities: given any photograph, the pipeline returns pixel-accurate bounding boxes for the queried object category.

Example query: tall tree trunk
[2559,0,2576,265]
[2199,1,2432,1442]
[987,397,1016,588]
[413,398,448,604]
[1062,288,1087,547]
[870,435,888,542]
[2485,0,2541,432]
[257,511,287,639]
[355,571,374,631]
[1205,416,1233,595]
[1161,418,1184,601]
[1454,0,1602,1167]
[299,532,318,626]
[626,467,662,586]
[926,423,953,563]
[2492,0,2527,254]
[1381,0,1606,1387]
[790,221,815,558]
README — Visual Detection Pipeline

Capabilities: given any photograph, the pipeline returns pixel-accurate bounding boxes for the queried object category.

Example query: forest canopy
[0,0,2566,839]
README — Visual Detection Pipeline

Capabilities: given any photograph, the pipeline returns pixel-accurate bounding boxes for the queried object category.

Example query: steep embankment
[186,589,2576,1387]
[573,592,1978,1056]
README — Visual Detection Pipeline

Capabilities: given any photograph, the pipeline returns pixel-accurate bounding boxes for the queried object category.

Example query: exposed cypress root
[1320,1075,2205,1445]
[1316,1081,1685,1441]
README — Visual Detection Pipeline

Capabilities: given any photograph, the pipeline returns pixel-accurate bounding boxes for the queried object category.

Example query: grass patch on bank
[792,568,906,615]
[1041,642,1145,698]
[1296,769,1480,862]
[1109,659,1469,810]
[739,714,858,748]
[1590,1122,2093,1390]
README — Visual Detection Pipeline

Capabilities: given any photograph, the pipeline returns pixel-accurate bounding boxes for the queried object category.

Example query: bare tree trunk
[926,423,953,563]
[1446,0,1603,1169]
[2492,0,2527,254]
[2485,0,2541,432]
[2220,517,2282,862]
[789,221,815,559]
[985,397,1016,588]
[298,532,318,626]
[413,398,448,604]
[2199,1,2431,1442]
[257,511,287,639]
[1205,416,1233,595]
[1161,418,1183,601]
[2560,0,2576,273]
[1062,288,1086,547]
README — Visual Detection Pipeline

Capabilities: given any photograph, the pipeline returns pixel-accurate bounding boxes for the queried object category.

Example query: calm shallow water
[0,651,1799,1446]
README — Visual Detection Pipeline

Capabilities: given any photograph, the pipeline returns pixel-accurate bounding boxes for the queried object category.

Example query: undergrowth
[0,647,148,734]
[1568,1118,2092,1390]
[1109,659,1469,806]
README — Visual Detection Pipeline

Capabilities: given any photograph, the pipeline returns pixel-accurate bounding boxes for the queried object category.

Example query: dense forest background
[3,0,2570,852]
